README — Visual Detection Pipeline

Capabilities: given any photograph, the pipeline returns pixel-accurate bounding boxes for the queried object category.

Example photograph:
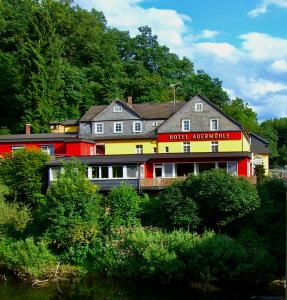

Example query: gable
[93,101,141,121]
[158,95,242,133]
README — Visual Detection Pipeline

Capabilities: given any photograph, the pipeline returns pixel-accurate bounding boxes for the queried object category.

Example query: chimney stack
[25,123,31,134]
[127,96,133,106]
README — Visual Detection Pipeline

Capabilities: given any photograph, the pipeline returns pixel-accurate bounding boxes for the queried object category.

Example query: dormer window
[133,121,142,133]
[152,121,158,127]
[195,103,203,111]
[210,119,219,131]
[95,122,104,134]
[182,119,190,132]
[113,106,122,113]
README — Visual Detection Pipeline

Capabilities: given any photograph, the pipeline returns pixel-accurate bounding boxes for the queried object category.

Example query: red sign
[157,131,242,142]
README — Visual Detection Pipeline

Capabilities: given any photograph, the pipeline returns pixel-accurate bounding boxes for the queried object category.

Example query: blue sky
[76,0,287,121]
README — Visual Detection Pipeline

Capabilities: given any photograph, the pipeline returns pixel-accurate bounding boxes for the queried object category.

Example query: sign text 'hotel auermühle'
[157,131,242,142]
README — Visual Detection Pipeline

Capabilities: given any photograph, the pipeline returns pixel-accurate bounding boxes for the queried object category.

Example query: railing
[140,177,185,188]
[269,169,287,180]
[140,175,257,189]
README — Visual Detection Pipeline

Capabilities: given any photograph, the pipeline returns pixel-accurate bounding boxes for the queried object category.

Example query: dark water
[0,275,285,300]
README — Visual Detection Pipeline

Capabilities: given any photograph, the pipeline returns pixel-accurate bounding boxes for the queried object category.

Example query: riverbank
[0,274,285,300]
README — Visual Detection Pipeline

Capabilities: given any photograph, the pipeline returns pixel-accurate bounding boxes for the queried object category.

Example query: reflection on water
[0,275,284,300]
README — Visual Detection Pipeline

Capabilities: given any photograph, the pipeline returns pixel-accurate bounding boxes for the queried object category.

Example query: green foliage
[254,164,266,184]
[90,227,275,282]
[151,170,260,231]
[0,237,57,278]
[223,98,259,132]
[0,149,49,206]
[0,184,31,237]
[146,181,200,231]
[256,122,278,158]
[42,160,102,251]
[105,183,142,228]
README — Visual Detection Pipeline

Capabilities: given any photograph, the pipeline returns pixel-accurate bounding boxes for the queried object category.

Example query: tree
[223,98,259,132]
[105,183,141,228]
[42,160,101,250]
[0,149,49,206]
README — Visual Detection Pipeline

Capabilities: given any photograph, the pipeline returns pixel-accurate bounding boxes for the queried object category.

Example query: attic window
[113,106,122,113]
[195,103,203,111]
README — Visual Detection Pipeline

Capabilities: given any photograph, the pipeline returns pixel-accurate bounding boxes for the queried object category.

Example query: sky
[76,0,287,121]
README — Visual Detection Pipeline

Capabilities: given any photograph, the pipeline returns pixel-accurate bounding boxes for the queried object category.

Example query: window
[198,163,216,173]
[211,141,218,152]
[133,121,142,133]
[165,147,169,153]
[113,106,122,112]
[153,147,157,153]
[195,103,203,111]
[95,144,105,155]
[176,163,194,177]
[164,163,173,178]
[182,119,190,132]
[152,121,158,127]
[91,166,100,179]
[127,165,137,178]
[90,166,109,179]
[136,145,143,154]
[183,142,190,153]
[114,122,123,133]
[41,145,54,156]
[154,164,163,178]
[112,166,123,178]
[95,123,104,134]
[50,167,61,181]
[210,119,219,131]
[227,161,237,175]
[11,146,24,153]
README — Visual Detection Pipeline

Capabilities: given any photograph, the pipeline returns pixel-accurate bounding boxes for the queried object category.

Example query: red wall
[238,158,250,176]
[0,141,95,157]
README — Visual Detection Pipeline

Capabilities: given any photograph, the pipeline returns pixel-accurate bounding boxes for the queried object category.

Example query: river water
[0,275,284,300]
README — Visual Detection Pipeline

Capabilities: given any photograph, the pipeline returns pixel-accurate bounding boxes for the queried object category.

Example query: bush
[0,149,49,206]
[89,227,276,282]
[42,160,102,252]
[0,237,57,279]
[150,170,260,231]
[104,183,142,228]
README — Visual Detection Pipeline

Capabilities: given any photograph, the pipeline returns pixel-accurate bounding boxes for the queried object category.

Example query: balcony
[140,177,185,189]
[140,175,257,190]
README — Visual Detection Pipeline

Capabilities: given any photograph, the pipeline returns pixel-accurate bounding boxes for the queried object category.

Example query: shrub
[0,237,57,279]
[104,183,142,228]
[0,149,49,206]
[42,160,102,252]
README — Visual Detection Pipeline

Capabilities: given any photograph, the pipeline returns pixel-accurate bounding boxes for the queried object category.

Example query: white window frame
[153,163,175,178]
[11,145,24,152]
[135,145,143,154]
[40,145,54,156]
[94,122,104,134]
[133,121,143,133]
[195,103,203,112]
[114,122,123,133]
[152,121,158,127]
[210,118,219,131]
[182,119,190,132]
[211,141,219,152]
[113,106,122,113]
[183,142,191,153]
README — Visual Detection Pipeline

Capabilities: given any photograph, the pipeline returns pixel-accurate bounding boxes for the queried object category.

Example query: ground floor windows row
[153,161,237,178]
[49,161,238,181]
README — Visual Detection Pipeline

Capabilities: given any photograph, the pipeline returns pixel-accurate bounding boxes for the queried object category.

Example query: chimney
[127,96,133,106]
[25,123,31,134]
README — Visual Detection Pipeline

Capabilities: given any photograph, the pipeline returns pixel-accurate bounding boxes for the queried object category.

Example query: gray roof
[47,152,251,166]
[80,101,186,122]
[86,132,156,141]
[0,133,93,143]
[250,133,269,154]
[49,119,79,126]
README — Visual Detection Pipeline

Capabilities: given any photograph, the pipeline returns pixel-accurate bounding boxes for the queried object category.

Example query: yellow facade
[158,138,250,153]
[98,135,251,155]
[254,154,269,175]
[99,139,157,155]
[51,125,78,133]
